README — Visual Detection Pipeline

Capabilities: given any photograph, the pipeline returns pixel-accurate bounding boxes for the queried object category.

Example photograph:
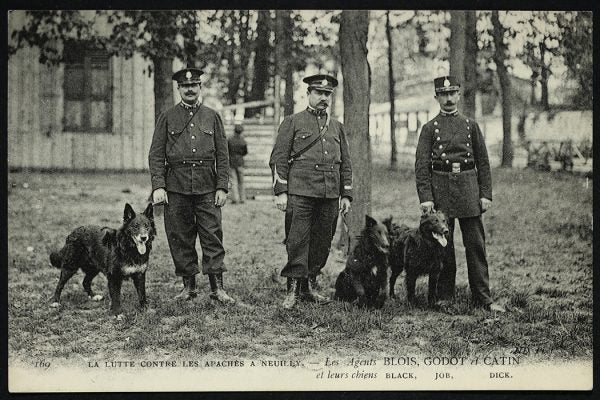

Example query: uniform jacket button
[467,152,471,156]
[435,128,439,133]
[324,151,328,155]
[439,145,443,149]
[190,123,194,127]
[442,153,446,157]
[192,148,196,152]
[446,160,450,164]
[437,137,441,141]
[466,143,470,147]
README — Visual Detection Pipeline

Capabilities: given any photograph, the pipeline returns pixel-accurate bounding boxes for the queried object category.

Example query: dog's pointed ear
[123,203,136,222]
[143,202,154,220]
[365,214,378,228]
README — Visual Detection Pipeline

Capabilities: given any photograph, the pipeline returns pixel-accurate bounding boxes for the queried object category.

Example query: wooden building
[8,42,157,171]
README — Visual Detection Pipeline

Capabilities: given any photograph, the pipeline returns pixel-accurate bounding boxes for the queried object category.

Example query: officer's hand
[153,188,168,205]
[215,189,227,207]
[340,197,351,216]
[480,198,492,213]
[275,193,288,212]
[420,201,434,214]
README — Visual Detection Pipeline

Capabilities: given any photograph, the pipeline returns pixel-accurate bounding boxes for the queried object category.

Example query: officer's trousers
[437,215,493,305]
[281,194,339,279]
[164,191,226,277]
[229,167,245,203]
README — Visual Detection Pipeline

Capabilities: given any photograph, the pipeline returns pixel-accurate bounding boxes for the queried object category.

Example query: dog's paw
[90,295,104,302]
[50,302,61,308]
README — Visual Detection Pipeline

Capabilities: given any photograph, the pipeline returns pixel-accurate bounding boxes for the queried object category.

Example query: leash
[341,211,351,256]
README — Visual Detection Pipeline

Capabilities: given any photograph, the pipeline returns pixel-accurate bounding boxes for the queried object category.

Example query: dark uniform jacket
[415,112,492,218]
[228,135,248,168]
[149,103,229,195]
[269,108,353,200]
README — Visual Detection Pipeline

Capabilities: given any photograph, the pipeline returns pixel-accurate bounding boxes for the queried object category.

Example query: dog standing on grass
[383,210,449,307]
[49,203,155,316]
[334,215,390,309]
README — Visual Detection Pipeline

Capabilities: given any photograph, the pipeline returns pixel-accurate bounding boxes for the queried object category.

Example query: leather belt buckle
[451,162,461,173]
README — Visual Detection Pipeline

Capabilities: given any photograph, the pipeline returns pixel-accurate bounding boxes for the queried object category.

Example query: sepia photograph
[6,7,594,393]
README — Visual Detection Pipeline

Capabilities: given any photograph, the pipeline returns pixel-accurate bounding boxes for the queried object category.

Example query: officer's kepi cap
[434,75,460,93]
[303,74,338,92]
[172,68,203,85]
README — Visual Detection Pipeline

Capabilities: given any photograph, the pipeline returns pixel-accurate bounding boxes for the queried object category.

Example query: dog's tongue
[433,232,448,247]
[136,242,147,255]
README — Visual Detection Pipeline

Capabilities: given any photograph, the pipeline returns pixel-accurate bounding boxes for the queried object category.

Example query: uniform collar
[440,108,458,117]
[306,105,327,117]
[180,100,200,110]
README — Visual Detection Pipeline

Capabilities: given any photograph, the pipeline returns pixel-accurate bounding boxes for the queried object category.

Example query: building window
[63,44,112,132]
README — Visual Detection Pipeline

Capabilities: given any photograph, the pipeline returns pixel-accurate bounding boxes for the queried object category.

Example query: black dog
[383,210,449,307]
[334,215,390,308]
[49,203,155,316]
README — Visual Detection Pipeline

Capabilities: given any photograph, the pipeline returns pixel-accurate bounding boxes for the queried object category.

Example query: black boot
[300,278,330,304]
[283,278,300,309]
[208,273,236,304]
[174,275,197,300]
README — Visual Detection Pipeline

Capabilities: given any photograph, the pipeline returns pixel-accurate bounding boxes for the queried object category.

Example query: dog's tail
[49,251,62,268]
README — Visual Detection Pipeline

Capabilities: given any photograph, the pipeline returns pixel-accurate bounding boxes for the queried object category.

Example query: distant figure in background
[228,123,248,203]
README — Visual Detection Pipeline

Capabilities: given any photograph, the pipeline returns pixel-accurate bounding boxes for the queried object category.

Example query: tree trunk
[275,10,295,117]
[245,10,271,118]
[152,56,174,122]
[463,10,478,118]
[540,40,550,111]
[339,10,371,252]
[385,11,397,169]
[491,11,513,167]
[284,60,294,117]
[449,11,466,113]
[530,71,538,105]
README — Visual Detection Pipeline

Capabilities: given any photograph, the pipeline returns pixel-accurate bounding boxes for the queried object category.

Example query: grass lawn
[7,165,593,366]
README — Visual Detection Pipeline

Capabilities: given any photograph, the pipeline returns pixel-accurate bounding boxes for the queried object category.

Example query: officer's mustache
[185,92,196,95]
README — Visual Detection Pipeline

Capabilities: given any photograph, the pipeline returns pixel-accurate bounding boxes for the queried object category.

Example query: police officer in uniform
[149,67,235,304]
[228,123,248,203]
[270,74,352,309]
[415,76,505,313]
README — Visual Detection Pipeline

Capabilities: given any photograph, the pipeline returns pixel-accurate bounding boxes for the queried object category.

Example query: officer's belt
[290,160,340,172]
[432,161,475,172]
[168,159,214,169]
